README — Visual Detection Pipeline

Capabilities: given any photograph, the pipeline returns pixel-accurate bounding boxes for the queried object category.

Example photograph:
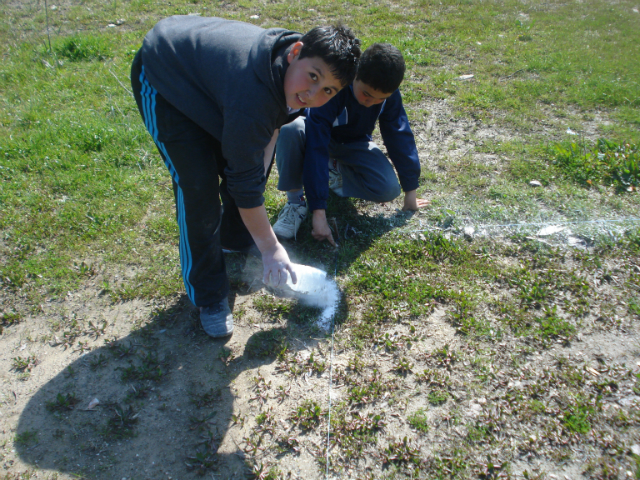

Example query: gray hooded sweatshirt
[141,16,301,209]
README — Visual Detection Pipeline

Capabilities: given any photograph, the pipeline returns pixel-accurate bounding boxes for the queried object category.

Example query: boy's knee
[279,117,306,144]
[368,183,401,203]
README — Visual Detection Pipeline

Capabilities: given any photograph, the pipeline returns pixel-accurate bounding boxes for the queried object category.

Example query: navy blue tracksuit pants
[130,50,254,307]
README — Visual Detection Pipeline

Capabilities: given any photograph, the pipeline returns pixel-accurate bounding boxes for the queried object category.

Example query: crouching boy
[273,43,428,245]
[131,16,360,337]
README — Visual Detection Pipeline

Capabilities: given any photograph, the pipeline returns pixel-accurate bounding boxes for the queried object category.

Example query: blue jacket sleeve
[302,91,347,212]
[378,90,421,193]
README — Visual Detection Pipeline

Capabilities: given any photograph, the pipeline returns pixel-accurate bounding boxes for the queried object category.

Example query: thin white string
[326,245,340,479]
[395,216,640,236]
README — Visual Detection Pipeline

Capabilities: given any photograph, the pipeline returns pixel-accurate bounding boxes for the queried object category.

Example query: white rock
[458,74,474,80]
[619,396,640,407]
[537,225,565,236]
[630,444,640,456]
[529,180,542,187]
[568,236,587,248]
[466,403,482,417]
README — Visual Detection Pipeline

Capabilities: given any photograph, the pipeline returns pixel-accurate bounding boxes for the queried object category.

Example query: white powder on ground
[274,263,339,332]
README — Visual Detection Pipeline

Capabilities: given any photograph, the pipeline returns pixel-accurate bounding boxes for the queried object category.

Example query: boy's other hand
[262,242,297,287]
[402,190,429,211]
[311,210,336,247]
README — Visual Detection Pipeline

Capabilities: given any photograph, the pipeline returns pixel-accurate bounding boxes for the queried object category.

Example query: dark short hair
[356,43,405,93]
[299,24,361,88]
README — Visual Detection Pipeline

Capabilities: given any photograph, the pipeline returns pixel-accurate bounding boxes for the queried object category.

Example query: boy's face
[284,42,343,109]
[352,79,393,108]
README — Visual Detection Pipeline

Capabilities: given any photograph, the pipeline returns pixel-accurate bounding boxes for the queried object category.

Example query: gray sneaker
[200,298,234,338]
[272,202,307,240]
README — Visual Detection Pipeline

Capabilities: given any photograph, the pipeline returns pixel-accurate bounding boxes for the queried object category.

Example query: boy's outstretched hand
[402,190,429,211]
[262,242,297,287]
[238,205,297,287]
[311,209,337,246]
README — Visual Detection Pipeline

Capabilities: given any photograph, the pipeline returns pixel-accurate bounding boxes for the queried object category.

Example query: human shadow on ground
[15,254,326,479]
[285,194,420,274]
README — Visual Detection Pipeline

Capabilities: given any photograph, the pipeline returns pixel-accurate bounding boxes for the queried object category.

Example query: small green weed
[185,450,217,475]
[330,409,385,456]
[14,429,38,446]
[124,383,152,403]
[427,389,449,406]
[120,351,165,382]
[563,402,594,434]
[407,408,429,433]
[583,455,625,480]
[89,353,109,370]
[537,306,576,343]
[416,368,451,388]
[248,462,281,480]
[45,393,79,413]
[381,436,421,467]
[86,320,107,339]
[292,399,322,429]
[189,387,221,408]
[250,372,271,406]
[1,311,22,333]
[278,350,327,376]
[347,369,397,405]
[428,344,460,369]
[218,346,235,365]
[103,405,138,439]
[392,357,413,375]
[189,412,216,432]
[185,430,219,475]
[11,355,38,372]
[426,448,469,477]
[275,433,301,454]
[108,340,137,358]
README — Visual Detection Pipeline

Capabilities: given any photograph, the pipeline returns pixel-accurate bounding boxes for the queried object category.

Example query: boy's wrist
[312,209,327,219]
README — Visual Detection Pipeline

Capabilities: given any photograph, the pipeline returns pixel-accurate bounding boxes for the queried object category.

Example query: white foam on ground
[276,264,339,332]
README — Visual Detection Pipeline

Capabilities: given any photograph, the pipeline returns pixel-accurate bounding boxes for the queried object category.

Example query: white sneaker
[329,169,344,196]
[272,203,307,240]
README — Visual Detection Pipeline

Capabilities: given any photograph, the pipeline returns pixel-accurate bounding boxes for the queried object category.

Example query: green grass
[1,0,638,312]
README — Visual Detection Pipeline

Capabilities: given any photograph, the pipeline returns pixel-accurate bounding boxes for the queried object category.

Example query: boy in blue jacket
[273,43,428,245]
[131,16,360,337]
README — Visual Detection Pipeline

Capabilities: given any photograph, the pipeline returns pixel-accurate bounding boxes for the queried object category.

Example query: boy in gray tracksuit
[131,16,360,337]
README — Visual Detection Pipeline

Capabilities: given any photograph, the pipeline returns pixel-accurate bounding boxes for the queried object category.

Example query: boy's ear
[287,41,304,64]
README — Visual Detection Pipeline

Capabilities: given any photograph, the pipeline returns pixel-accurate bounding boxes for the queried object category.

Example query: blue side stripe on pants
[138,67,195,302]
